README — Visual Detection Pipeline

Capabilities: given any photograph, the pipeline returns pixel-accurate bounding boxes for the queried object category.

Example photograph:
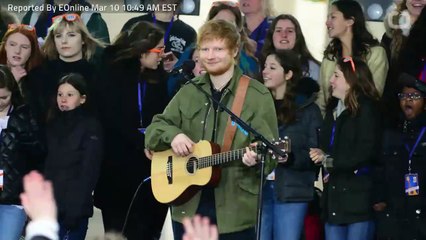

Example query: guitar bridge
[167,156,173,184]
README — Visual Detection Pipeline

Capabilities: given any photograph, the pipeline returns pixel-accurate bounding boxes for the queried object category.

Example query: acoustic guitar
[151,139,290,205]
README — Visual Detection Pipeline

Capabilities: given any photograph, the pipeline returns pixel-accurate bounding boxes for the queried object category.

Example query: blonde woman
[26,13,103,126]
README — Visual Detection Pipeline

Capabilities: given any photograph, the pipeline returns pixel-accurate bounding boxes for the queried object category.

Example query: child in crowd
[44,73,102,240]
[375,64,426,240]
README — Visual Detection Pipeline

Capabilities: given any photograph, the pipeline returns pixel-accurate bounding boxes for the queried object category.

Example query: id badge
[405,173,420,196]
[0,169,3,190]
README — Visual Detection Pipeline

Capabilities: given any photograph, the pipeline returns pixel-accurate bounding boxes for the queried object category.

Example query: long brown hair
[268,50,302,125]
[111,21,164,62]
[262,14,320,76]
[0,25,44,72]
[324,0,379,61]
[328,57,380,116]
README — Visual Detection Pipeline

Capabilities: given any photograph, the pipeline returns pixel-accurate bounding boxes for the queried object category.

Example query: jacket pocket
[180,103,203,120]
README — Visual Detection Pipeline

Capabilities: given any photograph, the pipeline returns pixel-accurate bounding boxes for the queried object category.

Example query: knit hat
[399,61,426,94]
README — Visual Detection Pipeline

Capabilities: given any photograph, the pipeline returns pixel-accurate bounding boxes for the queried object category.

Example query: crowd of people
[0,0,425,240]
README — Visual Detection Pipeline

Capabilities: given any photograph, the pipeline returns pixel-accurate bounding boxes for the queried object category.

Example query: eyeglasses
[148,46,165,54]
[212,1,240,7]
[397,92,425,100]
[52,14,81,24]
[343,56,356,72]
[8,24,36,33]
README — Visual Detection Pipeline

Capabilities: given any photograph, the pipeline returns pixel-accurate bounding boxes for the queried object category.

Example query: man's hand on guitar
[242,143,258,167]
[171,133,195,157]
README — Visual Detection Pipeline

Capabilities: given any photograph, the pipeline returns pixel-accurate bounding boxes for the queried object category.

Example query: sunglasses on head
[397,92,425,100]
[212,1,240,7]
[148,46,165,54]
[343,56,356,72]
[52,13,81,24]
[8,24,36,33]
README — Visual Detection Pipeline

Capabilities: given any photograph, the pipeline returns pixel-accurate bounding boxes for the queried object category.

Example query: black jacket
[0,105,44,204]
[44,107,103,229]
[25,59,97,126]
[375,112,426,239]
[94,46,169,208]
[320,96,381,224]
[274,82,323,202]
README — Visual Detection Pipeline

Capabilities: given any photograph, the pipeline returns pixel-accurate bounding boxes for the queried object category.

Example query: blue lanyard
[153,14,174,45]
[404,127,426,173]
[138,81,147,128]
[329,122,336,150]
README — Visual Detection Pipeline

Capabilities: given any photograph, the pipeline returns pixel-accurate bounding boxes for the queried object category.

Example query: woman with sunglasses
[0,24,44,91]
[309,57,381,240]
[0,65,44,240]
[25,13,103,127]
[94,21,169,240]
[262,14,321,82]
[317,0,388,115]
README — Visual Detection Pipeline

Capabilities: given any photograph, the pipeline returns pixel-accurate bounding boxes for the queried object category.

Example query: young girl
[0,65,43,240]
[262,14,321,81]
[0,23,44,89]
[44,73,102,240]
[375,65,426,240]
[26,13,103,125]
[310,58,381,240]
[261,50,322,240]
[317,0,388,114]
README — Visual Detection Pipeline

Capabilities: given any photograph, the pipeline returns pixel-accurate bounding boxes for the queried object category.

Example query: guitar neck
[197,146,256,169]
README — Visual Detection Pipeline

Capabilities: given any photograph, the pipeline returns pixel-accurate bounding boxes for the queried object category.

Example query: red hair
[0,25,44,72]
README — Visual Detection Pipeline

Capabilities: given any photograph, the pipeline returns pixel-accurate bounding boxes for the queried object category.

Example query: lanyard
[329,122,336,150]
[404,127,426,173]
[138,81,147,128]
[153,14,174,45]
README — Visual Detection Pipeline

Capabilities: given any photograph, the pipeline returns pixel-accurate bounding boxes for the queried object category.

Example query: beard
[204,59,234,76]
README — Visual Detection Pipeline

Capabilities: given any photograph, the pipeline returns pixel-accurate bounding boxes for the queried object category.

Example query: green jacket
[145,66,278,233]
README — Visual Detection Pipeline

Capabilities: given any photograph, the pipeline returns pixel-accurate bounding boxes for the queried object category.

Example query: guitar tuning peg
[278,137,281,141]
[272,155,276,159]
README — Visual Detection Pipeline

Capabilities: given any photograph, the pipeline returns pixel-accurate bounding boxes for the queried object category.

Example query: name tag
[405,173,420,196]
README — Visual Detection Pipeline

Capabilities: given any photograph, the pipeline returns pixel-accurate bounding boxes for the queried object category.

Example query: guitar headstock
[269,136,291,160]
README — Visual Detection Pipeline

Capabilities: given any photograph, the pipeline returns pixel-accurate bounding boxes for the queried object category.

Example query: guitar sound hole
[186,157,198,174]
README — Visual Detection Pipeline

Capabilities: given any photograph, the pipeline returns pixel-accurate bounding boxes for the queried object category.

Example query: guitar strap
[222,75,250,152]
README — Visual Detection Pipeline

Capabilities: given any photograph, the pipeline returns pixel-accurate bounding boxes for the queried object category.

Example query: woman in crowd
[239,0,274,57]
[381,1,425,127]
[0,24,44,92]
[310,57,381,240]
[262,14,320,82]
[261,49,322,240]
[94,21,169,240]
[316,0,388,115]
[44,73,102,240]
[26,13,103,126]
[0,65,44,240]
